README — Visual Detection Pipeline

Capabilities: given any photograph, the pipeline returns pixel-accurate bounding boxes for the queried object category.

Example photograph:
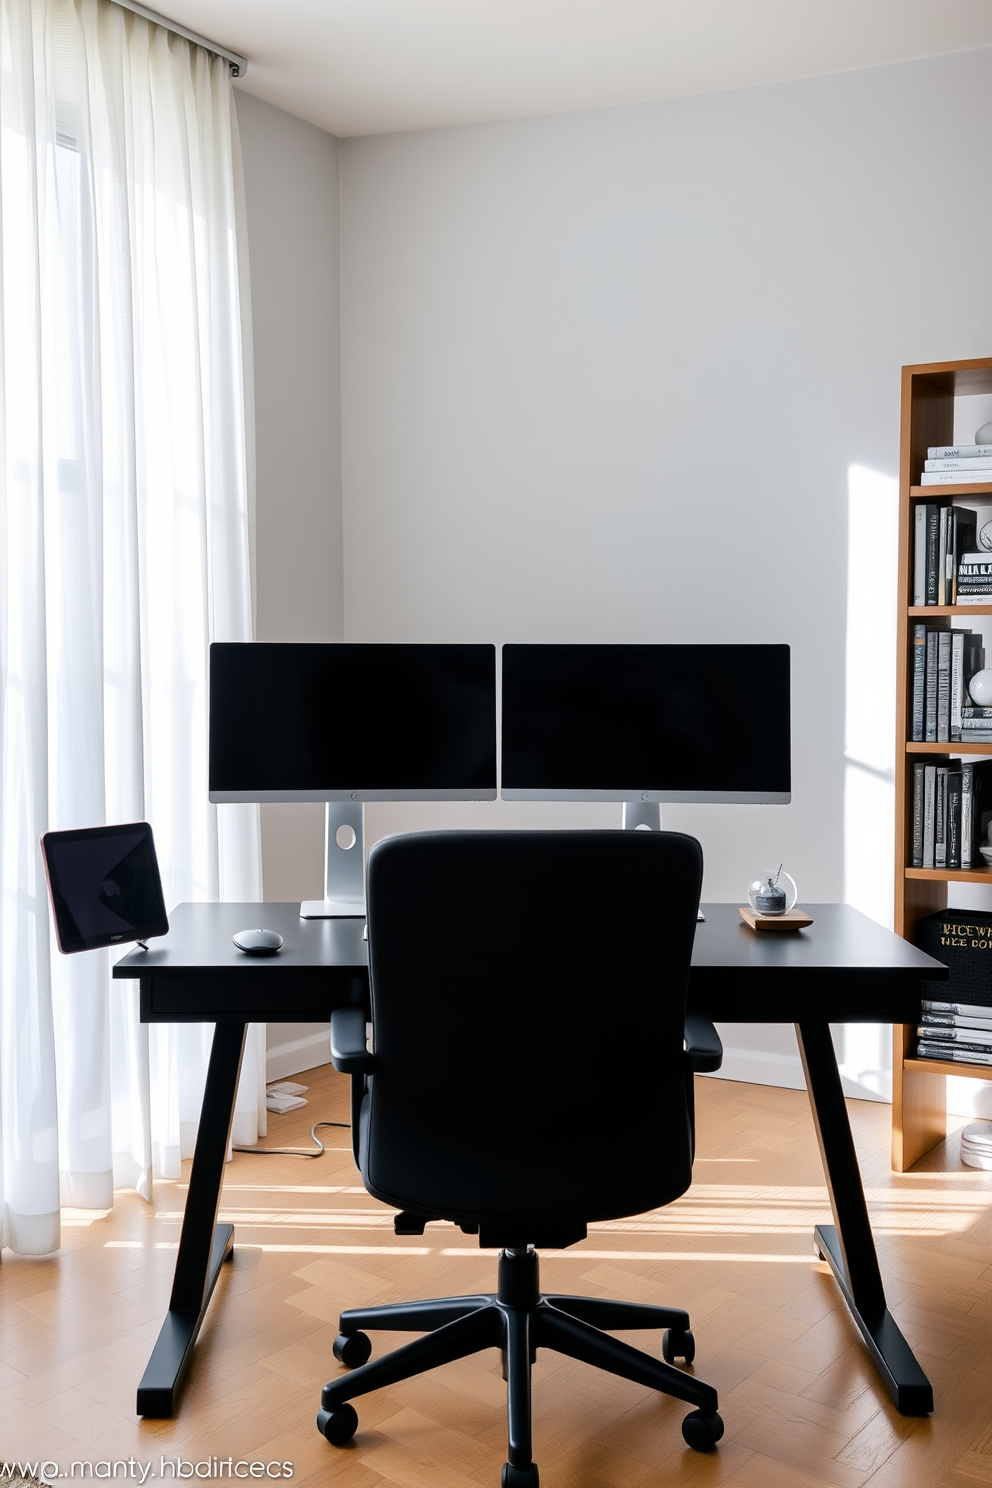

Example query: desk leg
[137,1021,248,1418]
[795,1019,933,1416]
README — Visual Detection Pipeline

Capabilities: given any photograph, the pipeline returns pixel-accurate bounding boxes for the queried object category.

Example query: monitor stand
[622,801,704,921]
[300,802,367,918]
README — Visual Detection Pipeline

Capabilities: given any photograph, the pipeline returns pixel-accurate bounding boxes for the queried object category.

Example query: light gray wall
[338,47,992,1105]
[236,89,342,1078]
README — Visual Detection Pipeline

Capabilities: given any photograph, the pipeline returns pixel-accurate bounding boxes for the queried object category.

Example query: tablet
[41,822,169,954]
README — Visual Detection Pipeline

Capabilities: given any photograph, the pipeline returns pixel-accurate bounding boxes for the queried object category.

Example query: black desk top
[114,901,946,1027]
[687,903,946,1023]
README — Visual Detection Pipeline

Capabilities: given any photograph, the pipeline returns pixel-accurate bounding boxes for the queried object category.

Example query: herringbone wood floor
[3,1066,992,1488]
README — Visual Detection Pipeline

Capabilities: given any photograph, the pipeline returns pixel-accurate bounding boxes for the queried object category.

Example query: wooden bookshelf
[893,357,992,1171]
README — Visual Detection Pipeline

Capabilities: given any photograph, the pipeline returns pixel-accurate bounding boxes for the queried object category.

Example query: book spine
[917,1043,992,1064]
[938,506,949,605]
[937,632,951,742]
[929,445,992,459]
[962,762,974,869]
[912,759,925,867]
[923,764,936,868]
[953,508,978,601]
[920,471,992,485]
[935,766,947,867]
[911,624,926,742]
[914,504,927,606]
[958,718,992,730]
[916,1026,992,1046]
[926,506,940,605]
[923,998,992,1018]
[961,707,992,718]
[948,773,963,870]
[952,631,964,734]
[925,632,939,740]
[955,596,992,605]
[920,1014,992,1033]
[925,458,992,471]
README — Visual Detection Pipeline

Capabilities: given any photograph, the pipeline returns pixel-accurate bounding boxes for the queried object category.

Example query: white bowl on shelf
[979,845,992,865]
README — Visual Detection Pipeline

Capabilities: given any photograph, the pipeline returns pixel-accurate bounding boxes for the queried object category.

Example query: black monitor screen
[41,822,169,953]
[209,643,497,801]
[501,643,791,802]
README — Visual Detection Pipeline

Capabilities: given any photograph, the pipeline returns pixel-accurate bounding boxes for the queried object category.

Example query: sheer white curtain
[0,0,264,1254]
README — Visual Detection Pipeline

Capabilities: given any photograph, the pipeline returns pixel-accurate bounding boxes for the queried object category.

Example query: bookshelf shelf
[908,606,992,616]
[910,484,992,498]
[906,741,992,754]
[894,356,992,1172]
[903,1057,992,1082]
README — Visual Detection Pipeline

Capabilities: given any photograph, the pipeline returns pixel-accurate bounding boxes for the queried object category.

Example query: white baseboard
[266,1027,331,1083]
[707,1044,890,1103]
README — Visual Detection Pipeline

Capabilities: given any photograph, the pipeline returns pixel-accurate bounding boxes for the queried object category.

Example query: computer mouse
[232,927,284,956]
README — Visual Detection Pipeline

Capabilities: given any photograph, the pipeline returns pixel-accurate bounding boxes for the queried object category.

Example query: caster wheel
[333,1330,372,1368]
[317,1401,359,1446]
[662,1327,695,1365]
[501,1463,539,1488]
[681,1409,724,1452]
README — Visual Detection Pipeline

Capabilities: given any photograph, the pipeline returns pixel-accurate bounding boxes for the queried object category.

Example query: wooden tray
[739,906,814,932]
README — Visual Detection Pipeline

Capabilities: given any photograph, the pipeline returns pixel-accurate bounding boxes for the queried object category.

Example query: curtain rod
[109,0,248,76]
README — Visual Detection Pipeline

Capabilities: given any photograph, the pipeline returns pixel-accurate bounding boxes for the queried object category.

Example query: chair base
[316,1247,722,1481]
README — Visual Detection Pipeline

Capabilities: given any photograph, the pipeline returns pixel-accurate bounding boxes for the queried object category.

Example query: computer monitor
[501,643,791,819]
[41,821,169,954]
[209,642,497,917]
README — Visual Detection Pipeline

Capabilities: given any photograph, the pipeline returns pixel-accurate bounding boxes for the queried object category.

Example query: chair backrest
[362,829,703,1230]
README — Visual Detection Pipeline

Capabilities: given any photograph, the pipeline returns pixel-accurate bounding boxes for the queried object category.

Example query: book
[911,758,926,866]
[923,997,992,1018]
[926,505,941,605]
[938,506,949,604]
[937,631,952,741]
[917,1042,992,1064]
[921,1012,992,1032]
[961,707,992,718]
[955,596,992,605]
[916,1025,992,1047]
[935,766,948,867]
[950,508,979,601]
[929,445,992,459]
[911,623,926,741]
[925,630,939,740]
[925,457,992,471]
[948,769,964,869]
[963,760,976,867]
[920,470,992,486]
[923,763,937,867]
[915,913,992,1009]
[959,555,992,570]
[959,717,992,730]
[916,502,933,607]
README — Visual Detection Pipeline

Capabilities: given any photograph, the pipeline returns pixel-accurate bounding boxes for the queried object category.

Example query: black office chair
[317,830,723,1487]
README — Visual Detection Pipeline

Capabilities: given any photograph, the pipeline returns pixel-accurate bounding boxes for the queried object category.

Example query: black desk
[114,901,946,1421]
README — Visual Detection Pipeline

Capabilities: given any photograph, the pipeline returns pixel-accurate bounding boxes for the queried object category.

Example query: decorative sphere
[970,669,992,707]
[977,421,992,445]
[747,869,798,915]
